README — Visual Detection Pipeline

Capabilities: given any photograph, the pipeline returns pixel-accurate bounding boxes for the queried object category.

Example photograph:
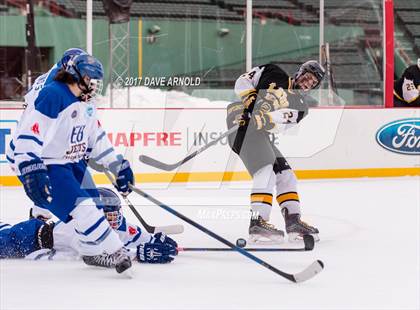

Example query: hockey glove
[236,109,251,127]
[19,160,52,208]
[109,158,134,196]
[253,110,276,131]
[137,232,178,264]
[37,221,55,249]
[264,88,289,109]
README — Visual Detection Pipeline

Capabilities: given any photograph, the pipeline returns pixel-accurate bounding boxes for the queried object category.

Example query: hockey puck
[236,238,247,248]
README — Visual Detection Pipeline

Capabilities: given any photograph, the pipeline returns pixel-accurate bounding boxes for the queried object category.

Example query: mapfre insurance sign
[1,108,419,178]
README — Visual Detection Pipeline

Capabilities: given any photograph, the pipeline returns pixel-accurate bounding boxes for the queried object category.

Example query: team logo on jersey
[376,118,420,155]
[259,101,272,113]
[128,226,137,235]
[70,125,86,143]
[85,105,94,117]
[71,110,77,118]
[31,123,40,135]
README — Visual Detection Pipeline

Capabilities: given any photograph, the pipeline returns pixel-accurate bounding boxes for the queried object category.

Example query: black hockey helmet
[293,60,325,91]
[98,187,123,229]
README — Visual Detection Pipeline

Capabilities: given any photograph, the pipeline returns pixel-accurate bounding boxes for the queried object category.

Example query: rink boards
[1,107,419,185]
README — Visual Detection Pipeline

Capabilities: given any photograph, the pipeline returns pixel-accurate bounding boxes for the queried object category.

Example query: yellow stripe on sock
[251,193,273,205]
[276,192,299,205]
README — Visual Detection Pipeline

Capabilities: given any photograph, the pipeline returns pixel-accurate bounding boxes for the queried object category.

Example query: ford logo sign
[376,118,420,155]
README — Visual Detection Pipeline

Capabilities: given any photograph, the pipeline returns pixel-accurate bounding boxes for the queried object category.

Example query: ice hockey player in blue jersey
[7,47,86,221]
[97,188,178,264]
[0,220,54,259]
[0,188,178,264]
[11,54,134,274]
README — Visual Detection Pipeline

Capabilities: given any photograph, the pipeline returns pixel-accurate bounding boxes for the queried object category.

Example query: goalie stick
[103,169,184,235]
[129,184,324,283]
[179,234,315,252]
[139,124,239,171]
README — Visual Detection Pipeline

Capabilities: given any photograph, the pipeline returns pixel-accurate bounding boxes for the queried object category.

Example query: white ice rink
[1,177,419,310]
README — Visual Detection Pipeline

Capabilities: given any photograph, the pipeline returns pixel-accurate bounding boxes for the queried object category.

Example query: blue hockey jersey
[10,81,118,172]
[0,219,44,259]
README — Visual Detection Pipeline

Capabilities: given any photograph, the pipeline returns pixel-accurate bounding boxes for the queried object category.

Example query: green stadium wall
[0,15,363,87]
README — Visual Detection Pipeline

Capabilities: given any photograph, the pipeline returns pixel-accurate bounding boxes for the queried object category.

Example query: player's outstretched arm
[136,232,178,264]
[87,118,134,196]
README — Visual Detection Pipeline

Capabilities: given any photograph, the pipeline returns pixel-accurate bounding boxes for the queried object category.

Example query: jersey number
[283,112,294,123]
[406,83,416,91]
[241,70,256,80]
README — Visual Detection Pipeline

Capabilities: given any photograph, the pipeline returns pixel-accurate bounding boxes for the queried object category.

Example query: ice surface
[1,177,419,310]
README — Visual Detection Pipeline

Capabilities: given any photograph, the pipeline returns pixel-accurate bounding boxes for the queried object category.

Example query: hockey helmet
[98,187,123,229]
[59,48,86,69]
[294,60,325,91]
[66,54,104,97]
[417,58,420,70]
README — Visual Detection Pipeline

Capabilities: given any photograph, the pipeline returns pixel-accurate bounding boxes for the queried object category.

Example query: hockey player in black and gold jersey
[393,59,420,107]
[226,61,325,244]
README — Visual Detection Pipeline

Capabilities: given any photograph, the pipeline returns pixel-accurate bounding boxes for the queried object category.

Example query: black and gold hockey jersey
[394,64,420,107]
[227,64,308,129]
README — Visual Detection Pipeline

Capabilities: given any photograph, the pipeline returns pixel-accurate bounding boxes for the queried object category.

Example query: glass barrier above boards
[1,0,416,108]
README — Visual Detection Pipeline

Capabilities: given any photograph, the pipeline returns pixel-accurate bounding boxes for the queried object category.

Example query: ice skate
[282,208,319,242]
[248,215,284,245]
[82,247,132,274]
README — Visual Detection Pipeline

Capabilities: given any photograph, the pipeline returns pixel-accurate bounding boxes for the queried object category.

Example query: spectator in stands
[393,59,420,107]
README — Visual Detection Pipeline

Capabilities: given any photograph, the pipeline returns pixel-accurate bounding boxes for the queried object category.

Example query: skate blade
[288,233,320,243]
[248,235,284,245]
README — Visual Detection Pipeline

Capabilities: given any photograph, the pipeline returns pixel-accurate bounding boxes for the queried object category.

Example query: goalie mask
[98,188,123,229]
[293,60,325,92]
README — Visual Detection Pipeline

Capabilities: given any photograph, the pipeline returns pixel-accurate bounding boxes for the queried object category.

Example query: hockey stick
[103,169,184,235]
[179,235,315,252]
[139,124,239,171]
[129,184,324,283]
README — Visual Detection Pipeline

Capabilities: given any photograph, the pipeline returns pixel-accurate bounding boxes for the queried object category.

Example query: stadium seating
[394,0,420,59]
[394,0,420,11]
[0,3,9,14]
[55,0,243,20]
[1,0,418,105]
